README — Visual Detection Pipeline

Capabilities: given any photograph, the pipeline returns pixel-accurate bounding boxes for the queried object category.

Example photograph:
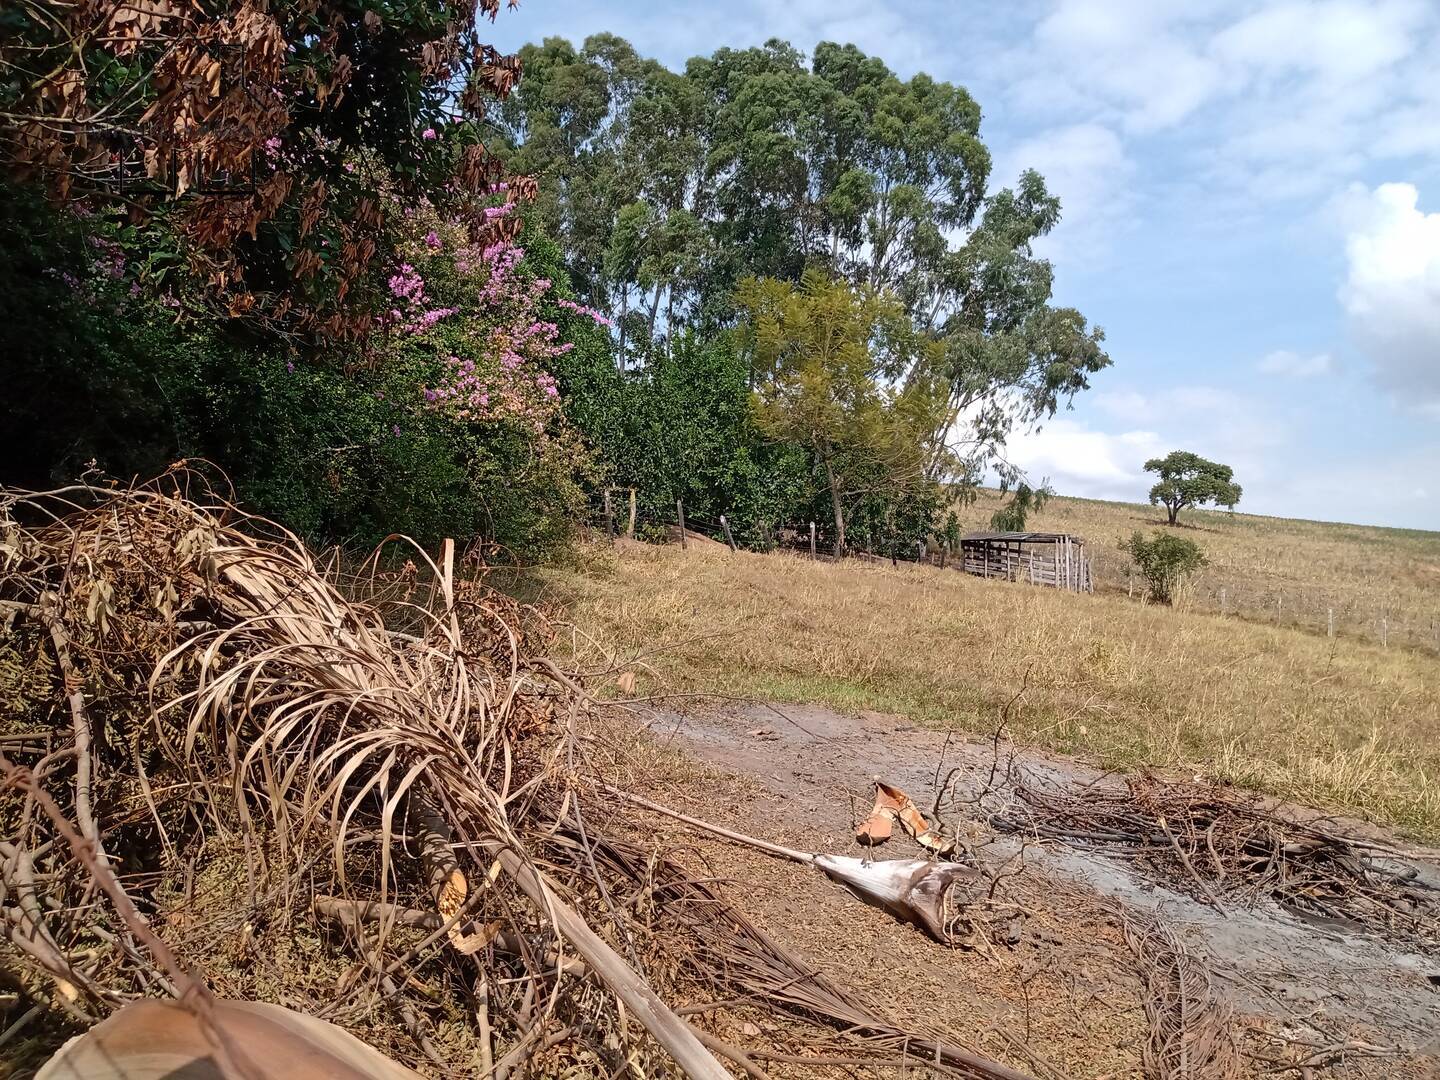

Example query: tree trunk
[1167,503,1180,525]
[823,456,846,558]
[646,283,663,346]
[665,286,675,353]
[617,287,629,372]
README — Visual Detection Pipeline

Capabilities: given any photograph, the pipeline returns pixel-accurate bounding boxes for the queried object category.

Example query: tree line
[0,11,1112,558]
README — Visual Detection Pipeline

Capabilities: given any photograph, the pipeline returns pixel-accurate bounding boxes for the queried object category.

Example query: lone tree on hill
[1144,451,1242,525]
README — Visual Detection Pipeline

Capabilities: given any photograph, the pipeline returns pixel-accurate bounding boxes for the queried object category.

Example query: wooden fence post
[676,499,687,550]
[1380,614,1388,649]
[603,489,615,544]
[917,540,925,563]
[940,541,947,570]
[720,514,736,552]
[1327,608,1334,639]
[809,521,816,559]
[627,488,637,538]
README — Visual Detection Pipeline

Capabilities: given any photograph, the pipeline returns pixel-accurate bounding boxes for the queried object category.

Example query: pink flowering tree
[376,199,613,534]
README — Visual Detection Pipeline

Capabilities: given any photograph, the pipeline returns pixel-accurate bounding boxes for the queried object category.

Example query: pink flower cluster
[382,262,458,335]
[555,297,613,327]
[87,235,126,280]
[420,240,576,433]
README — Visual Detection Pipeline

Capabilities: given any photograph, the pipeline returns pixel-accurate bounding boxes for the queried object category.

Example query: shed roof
[960,531,1083,544]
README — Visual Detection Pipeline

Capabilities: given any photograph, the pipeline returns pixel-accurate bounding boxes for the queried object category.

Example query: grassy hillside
[526,534,1440,841]
[955,489,1440,650]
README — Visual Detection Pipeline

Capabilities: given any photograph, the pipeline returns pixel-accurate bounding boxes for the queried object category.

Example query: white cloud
[997,381,1288,507]
[996,123,1133,259]
[1091,389,1149,423]
[1263,444,1440,528]
[1258,349,1334,377]
[1211,1,1422,81]
[1337,182,1440,409]
[1007,2,1224,134]
[997,1,1440,209]
[1001,418,1164,502]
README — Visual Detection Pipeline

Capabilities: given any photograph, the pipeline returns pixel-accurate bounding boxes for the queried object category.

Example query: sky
[493,1,1440,530]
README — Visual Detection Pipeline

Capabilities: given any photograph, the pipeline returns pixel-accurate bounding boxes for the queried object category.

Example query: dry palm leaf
[36,999,423,1080]
[858,779,955,855]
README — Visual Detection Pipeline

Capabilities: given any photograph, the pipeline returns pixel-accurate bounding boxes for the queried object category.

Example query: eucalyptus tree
[500,34,1113,506]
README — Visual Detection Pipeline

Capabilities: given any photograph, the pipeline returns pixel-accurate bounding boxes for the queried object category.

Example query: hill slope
[526,513,1440,839]
[955,489,1440,650]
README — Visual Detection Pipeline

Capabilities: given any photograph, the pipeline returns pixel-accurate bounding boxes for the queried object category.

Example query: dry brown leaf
[857,780,954,855]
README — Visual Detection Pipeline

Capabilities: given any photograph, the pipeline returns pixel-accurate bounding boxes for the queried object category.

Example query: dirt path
[631,701,1440,1078]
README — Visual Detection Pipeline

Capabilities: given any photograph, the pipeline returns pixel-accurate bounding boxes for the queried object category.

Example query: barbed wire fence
[580,491,1440,656]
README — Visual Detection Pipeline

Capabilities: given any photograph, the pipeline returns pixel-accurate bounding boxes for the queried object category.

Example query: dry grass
[954,490,1440,650]
[522,542,1440,841]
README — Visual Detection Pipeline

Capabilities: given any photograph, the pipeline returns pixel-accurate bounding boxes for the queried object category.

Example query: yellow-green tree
[737,271,946,556]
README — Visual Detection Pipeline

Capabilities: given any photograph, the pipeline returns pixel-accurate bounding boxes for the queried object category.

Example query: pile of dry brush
[999,772,1439,947]
[0,475,1035,1079]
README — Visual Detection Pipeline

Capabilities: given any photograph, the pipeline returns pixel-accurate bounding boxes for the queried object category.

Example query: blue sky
[494,1,1440,530]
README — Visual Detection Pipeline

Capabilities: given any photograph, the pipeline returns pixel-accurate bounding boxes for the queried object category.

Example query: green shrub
[0,186,589,556]
[1123,530,1206,604]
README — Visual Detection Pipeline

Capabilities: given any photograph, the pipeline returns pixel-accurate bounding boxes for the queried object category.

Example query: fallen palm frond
[0,474,1039,1078]
[584,832,1037,1080]
[36,998,425,1080]
[606,785,985,945]
[996,772,1439,947]
[1119,912,1241,1080]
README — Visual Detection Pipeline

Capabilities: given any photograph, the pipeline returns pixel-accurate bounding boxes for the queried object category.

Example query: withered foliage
[997,773,1440,949]
[0,0,532,339]
[1120,913,1241,1080]
[0,474,1038,1079]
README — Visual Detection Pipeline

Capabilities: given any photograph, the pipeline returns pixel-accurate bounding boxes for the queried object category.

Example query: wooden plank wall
[959,541,1093,593]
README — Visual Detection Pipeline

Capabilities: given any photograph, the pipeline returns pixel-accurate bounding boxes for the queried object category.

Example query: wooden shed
[959,531,1092,593]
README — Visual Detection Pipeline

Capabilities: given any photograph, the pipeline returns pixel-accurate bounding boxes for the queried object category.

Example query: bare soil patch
[625,700,1440,1078]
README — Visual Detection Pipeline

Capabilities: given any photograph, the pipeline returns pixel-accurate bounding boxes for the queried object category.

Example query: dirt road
[627,701,1440,1078]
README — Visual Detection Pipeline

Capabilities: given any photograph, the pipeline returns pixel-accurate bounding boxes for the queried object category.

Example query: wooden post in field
[1381,613,1388,649]
[809,521,816,559]
[627,488,637,538]
[1128,568,1134,598]
[676,499,687,549]
[720,514,736,552]
[917,540,925,564]
[603,489,615,544]
[1327,607,1334,639]
[1275,595,1282,623]
[939,541,947,570]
